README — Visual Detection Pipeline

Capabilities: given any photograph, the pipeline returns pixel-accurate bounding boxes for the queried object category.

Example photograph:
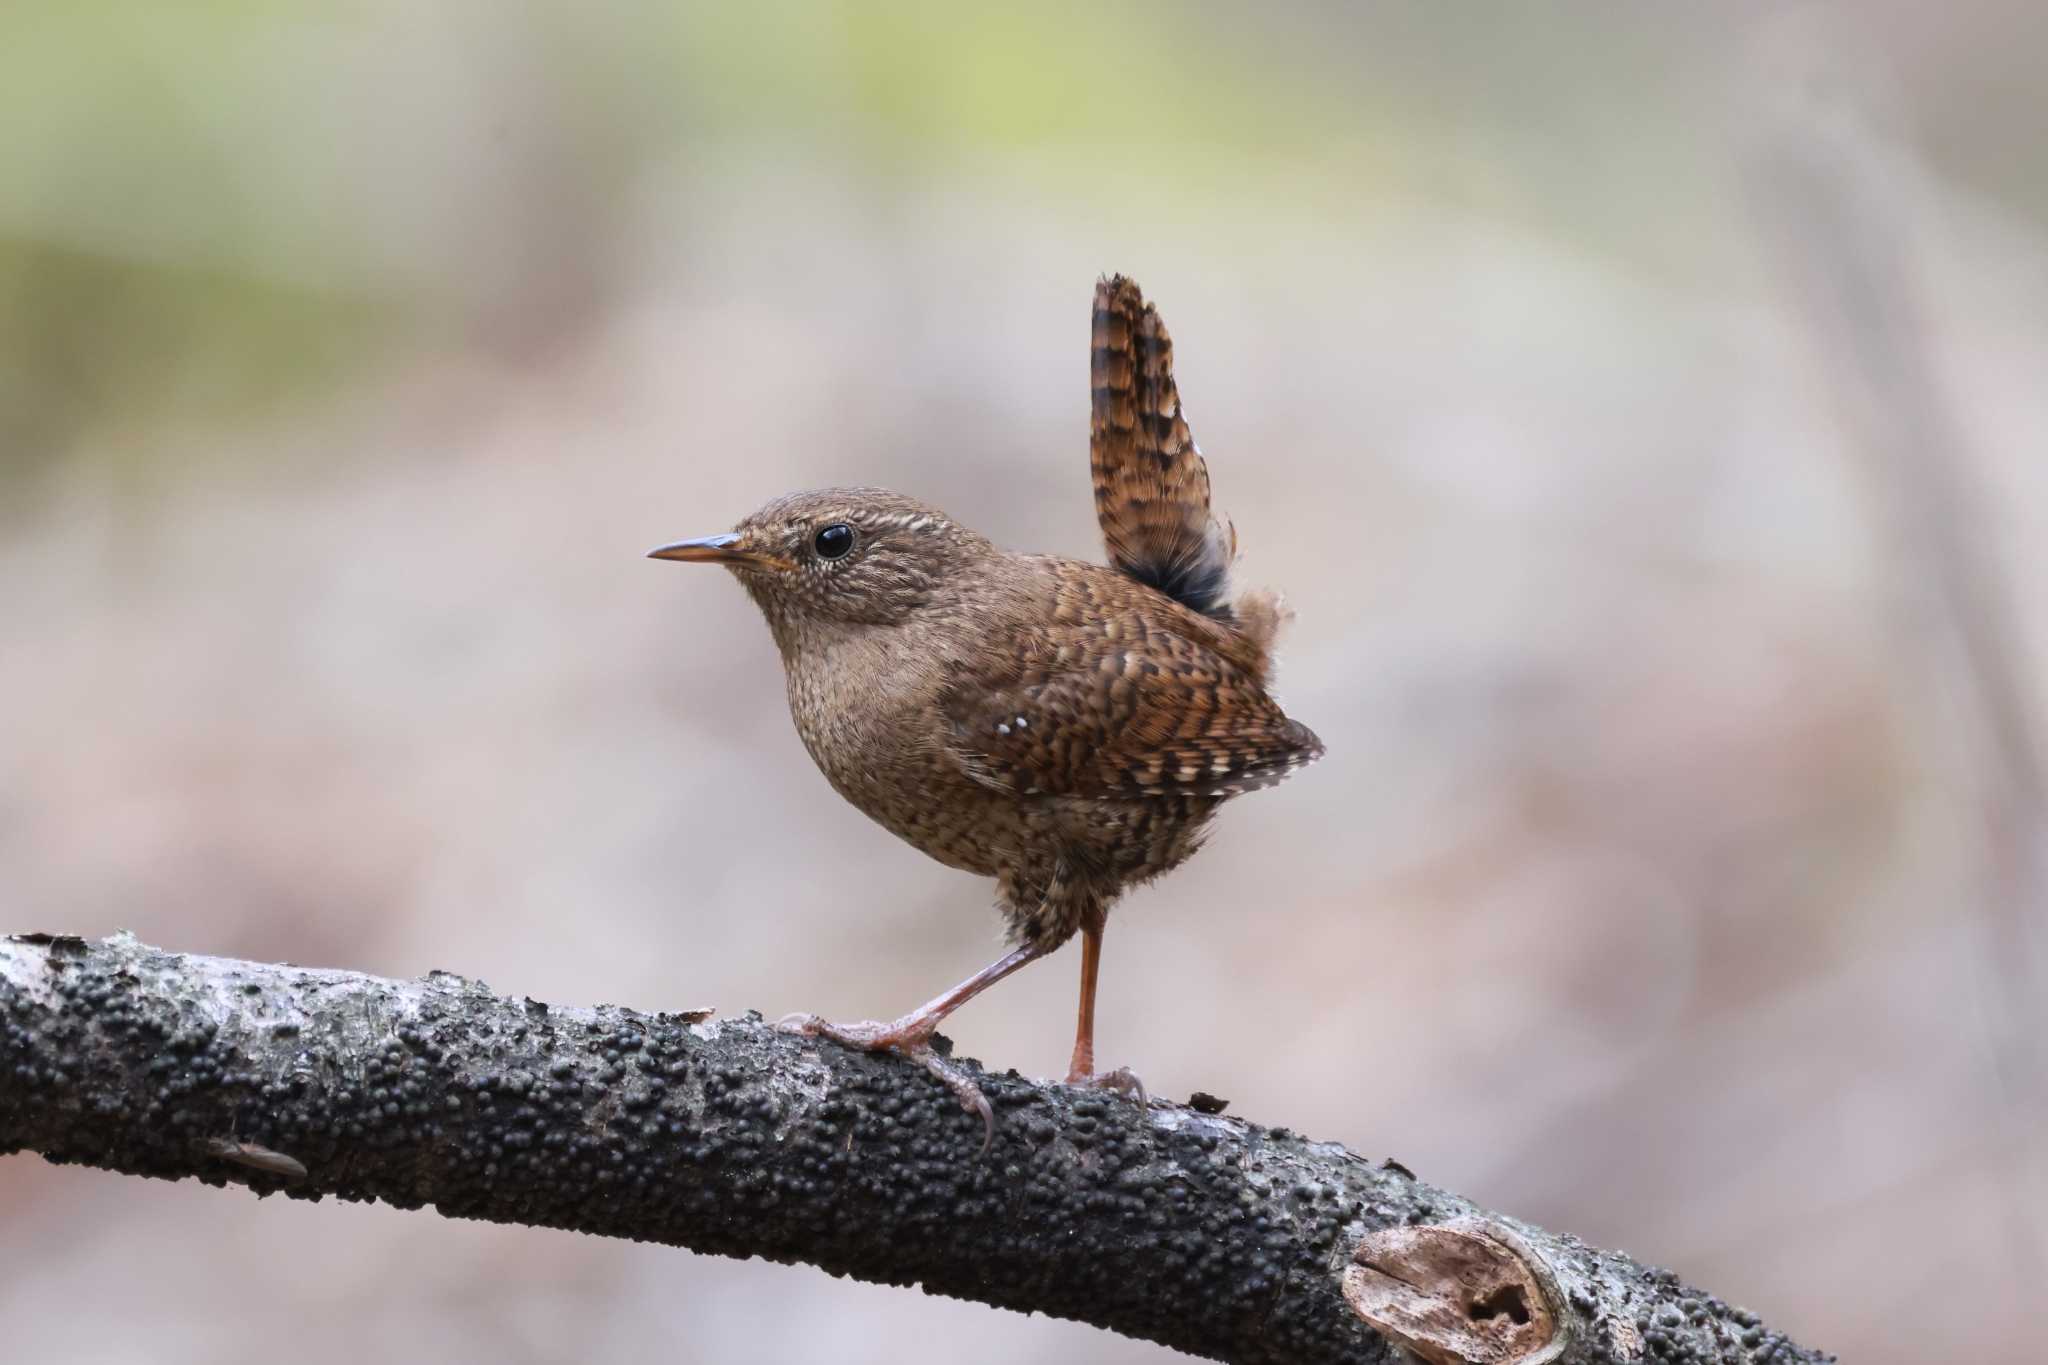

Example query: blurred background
[3,2,2044,1361]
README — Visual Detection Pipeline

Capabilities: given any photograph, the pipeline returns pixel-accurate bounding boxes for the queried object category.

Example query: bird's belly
[780,646,1218,892]
[818,752,1013,877]
[797,708,1220,888]
[784,670,1012,876]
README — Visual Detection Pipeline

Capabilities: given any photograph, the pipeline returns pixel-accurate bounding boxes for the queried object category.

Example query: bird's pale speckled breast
[778,615,1016,880]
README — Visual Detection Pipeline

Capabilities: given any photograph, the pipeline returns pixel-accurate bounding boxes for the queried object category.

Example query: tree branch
[0,933,1827,1365]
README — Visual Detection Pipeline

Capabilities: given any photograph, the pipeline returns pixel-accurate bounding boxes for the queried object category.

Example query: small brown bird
[651,275,1322,1138]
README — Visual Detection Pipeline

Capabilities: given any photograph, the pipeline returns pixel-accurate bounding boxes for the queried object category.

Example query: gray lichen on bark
[0,933,1828,1365]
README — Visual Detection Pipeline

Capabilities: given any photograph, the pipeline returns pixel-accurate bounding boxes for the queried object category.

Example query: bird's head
[649,487,994,636]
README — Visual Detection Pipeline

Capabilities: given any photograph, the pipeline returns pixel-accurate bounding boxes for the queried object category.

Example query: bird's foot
[777,1012,995,1154]
[775,1011,933,1052]
[1064,1065,1148,1107]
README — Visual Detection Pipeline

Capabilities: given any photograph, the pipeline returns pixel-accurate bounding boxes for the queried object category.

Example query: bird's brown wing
[1090,275,1235,620]
[942,622,1323,801]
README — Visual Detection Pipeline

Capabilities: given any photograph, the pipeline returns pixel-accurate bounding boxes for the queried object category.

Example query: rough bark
[0,933,1828,1365]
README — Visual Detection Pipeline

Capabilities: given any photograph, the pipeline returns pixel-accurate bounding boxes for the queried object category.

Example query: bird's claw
[775,1012,995,1155]
[916,1051,996,1156]
[1065,1066,1148,1107]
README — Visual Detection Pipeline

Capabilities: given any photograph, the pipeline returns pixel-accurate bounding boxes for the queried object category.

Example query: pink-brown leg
[780,942,1049,1151]
[1063,922,1146,1105]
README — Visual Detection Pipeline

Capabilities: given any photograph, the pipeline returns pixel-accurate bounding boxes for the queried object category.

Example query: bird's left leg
[1064,912,1147,1104]
[778,942,1051,1150]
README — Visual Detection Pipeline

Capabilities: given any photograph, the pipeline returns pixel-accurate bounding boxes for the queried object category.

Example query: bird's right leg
[778,942,1050,1151]
[1063,916,1147,1105]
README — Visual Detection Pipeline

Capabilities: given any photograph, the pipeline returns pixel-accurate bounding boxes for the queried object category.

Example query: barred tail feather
[1089,274,1235,620]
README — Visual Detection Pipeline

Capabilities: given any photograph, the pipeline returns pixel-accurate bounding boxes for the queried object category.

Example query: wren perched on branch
[650,275,1322,1142]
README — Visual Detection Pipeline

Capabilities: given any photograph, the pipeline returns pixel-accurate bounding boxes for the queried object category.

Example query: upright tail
[1089,275,1235,621]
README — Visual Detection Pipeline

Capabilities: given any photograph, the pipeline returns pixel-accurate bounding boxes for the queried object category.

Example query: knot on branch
[1343,1217,1566,1365]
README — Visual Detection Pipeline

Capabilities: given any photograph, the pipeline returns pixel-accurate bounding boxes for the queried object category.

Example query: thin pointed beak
[647,533,748,564]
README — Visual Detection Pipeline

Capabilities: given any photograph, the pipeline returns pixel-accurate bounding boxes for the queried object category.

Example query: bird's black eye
[813,523,855,560]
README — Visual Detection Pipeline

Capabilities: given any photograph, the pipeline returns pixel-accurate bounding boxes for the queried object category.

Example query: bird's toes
[1067,1066,1149,1107]
[911,1049,995,1155]
[778,1014,992,1152]
[777,1013,936,1054]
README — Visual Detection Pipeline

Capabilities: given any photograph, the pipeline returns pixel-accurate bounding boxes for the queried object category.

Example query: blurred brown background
[3,3,2045,1362]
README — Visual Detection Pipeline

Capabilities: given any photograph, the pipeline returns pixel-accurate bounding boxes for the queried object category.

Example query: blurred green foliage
[0,234,390,482]
[0,5,402,484]
[3,1,1354,488]
[0,0,1847,492]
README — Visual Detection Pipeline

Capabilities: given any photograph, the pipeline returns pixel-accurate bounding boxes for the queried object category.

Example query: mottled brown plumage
[651,274,1321,1142]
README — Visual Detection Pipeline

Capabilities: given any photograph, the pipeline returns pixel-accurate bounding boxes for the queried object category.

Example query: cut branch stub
[1343,1216,1563,1365]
